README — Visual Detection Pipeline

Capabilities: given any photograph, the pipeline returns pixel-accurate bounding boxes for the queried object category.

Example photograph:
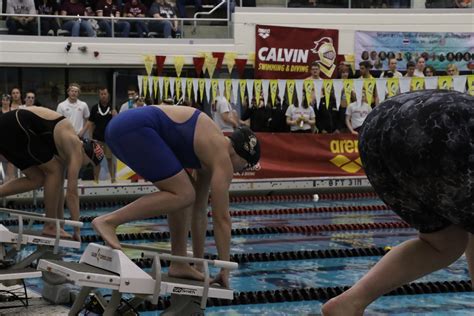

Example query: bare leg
[93,164,100,183]
[92,170,195,249]
[0,166,44,197]
[107,158,116,183]
[5,163,15,182]
[466,233,474,288]
[322,225,468,316]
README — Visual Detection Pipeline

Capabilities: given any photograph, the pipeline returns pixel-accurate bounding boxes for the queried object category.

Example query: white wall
[0,8,472,67]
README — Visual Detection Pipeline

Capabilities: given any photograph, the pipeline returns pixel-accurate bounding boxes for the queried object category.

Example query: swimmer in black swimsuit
[0,107,104,240]
[322,90,473,316]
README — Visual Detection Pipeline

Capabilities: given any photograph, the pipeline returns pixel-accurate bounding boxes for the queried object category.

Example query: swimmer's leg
[322,225,468,316]
[466,233,474,289]
[0,166,44,197]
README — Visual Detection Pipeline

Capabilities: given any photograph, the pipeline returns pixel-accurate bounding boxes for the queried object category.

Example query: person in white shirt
[345,91,372,135]
[56,83,90,137]
[414,57,425,78]
[285,102,316,133]
[119,86,140,113]
[212,95,238,132]
[380,58,403,78]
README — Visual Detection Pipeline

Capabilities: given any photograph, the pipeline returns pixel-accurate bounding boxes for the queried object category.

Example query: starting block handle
[0,208,83,228]
[213,260,238,270]
[158,253,238,271]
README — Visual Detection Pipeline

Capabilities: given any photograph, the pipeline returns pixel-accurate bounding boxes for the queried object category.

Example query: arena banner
[117,133,365,181]
[255,25,339,79]
[355,31,474,71]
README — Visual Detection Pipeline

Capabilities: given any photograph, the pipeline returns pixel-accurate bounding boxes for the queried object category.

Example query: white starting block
[38,243,238,316]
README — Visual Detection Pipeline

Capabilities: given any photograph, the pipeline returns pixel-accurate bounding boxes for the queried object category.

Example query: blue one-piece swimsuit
[105,106,202,182]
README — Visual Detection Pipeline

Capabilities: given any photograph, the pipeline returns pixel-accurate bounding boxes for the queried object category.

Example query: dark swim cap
[229,127,260,167]
[82,138,104,166]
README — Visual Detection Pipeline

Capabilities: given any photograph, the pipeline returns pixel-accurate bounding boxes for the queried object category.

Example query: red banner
[236,133,365,179]
[255,25,339,79]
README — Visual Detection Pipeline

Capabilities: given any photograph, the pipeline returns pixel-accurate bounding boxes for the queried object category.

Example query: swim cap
[229,127,260,167]
[82,138,104,166]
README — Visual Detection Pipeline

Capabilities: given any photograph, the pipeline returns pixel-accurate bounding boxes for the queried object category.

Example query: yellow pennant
[438,76,453,90]
[411,77,424,91]
[467,75,474,96]
[363,78,376,106]
[186,78,193,100]
[143,76,148,97]
[254,80,262,104]
[304,79,314,106]
[239,80,247,104]
[175,77,182,99]
[287,80,295,105]
[198,79,205,102]
[224,52,237,75]
[163,77,170,99]
[198,52,209,74]
[153,76,159,100]
[225,80,232,102]
[211,79,218,101]
[173,56,185,77]
[343,79,354,104]
[323,80,333,109]
[270,80,278,106]
[387,78,399,97]
[344,54,355,75]
[142,54,154,76]
[206,57,218,79]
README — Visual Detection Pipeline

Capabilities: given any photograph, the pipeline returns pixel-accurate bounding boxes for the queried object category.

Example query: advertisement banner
[255,25,340,79]
[355,31,474,71]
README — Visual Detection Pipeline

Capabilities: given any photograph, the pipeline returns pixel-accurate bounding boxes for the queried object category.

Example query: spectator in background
[119,86,139,112]
[414,57,426,77]
[123,0,149,37]
[359,60,374,79]
[446,63,459,76]
[96,0,130,37]
[23,91,36,107]
[212,95,238,132]
[380,58,403,78]
[86,87,117,183]
[424,65,436,77]
[337,67,354,133]
[345,90,372,135]
[176,0,202,19]
[6,0,37,35]
[286,100,315,133]
[269,97,288,133]
[35,0,60,35]
[60,0,95,37]
[405,61,416,77]
[241,95,271,132]
[148,0,180,38]
[10,87,22,110]
[57,83,90,137]
[0,94,16,182]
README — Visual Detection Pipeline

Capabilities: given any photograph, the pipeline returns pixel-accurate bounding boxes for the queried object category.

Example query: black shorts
[0,110,64,170]
[359,90,474,233]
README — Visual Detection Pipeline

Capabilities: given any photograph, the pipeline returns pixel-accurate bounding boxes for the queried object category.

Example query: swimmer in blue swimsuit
[92,105,260,287]
[0,107,104,240]
[322,90,473,316]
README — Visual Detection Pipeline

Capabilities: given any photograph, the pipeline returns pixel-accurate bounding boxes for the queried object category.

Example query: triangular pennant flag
[235,58,247,78]
[148,76,153,100]
[158,77,164,100]
[211,79,219,101]
[304,79,314,106]
[353,79,364,106]
[375,78,387,103]
[247,79,254,105]
[217,79,225,97]
[286,80,295,106]
[453,75,466,93]
[343,79,354,105]
[399,77,411,93]
[363,78,376,107]
[193,78,199,102]
[239,80,247,105]
[206,57,218,78]
[270,80,278,106]
[153,76,159,101]
[173,56,185,77]
[254,80,262,104]
[187,78,193,100]
[181,77,187,101]
[143,55,154,76]
[169,77,176,99]
[204,79,211,103]
[155,55,166,76]
[323,80,333,109]
[438,76,453,90]
[278,80,286,105]
[225,79,232,102]
[294,80,303,107]
[261,79,270,106]
[212,52,225,71]
[142,76,148,97]
[332,79,343,110]
[232,79,240,105]
[467,75,474,96]
[199,79,206,103]
[137,75,143,96]
[387,78,399,97]
[175,77,182,100]
[411,77,425,91]
[193,57,205,77]
[225,52,237,75]
[163,77,170,99]
[424,77,438,90]
[314,80,323,109]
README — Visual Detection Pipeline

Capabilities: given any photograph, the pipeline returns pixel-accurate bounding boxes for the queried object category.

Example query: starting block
[38,243,238,316]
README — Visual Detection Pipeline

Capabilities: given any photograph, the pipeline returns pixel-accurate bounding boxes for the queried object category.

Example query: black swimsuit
[0,109,66,170]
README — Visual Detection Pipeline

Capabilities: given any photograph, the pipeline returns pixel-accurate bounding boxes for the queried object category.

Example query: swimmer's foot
[42,226,72,239]
[92,217,121,249]
[321,295,364,316]
[168,262,205,281]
